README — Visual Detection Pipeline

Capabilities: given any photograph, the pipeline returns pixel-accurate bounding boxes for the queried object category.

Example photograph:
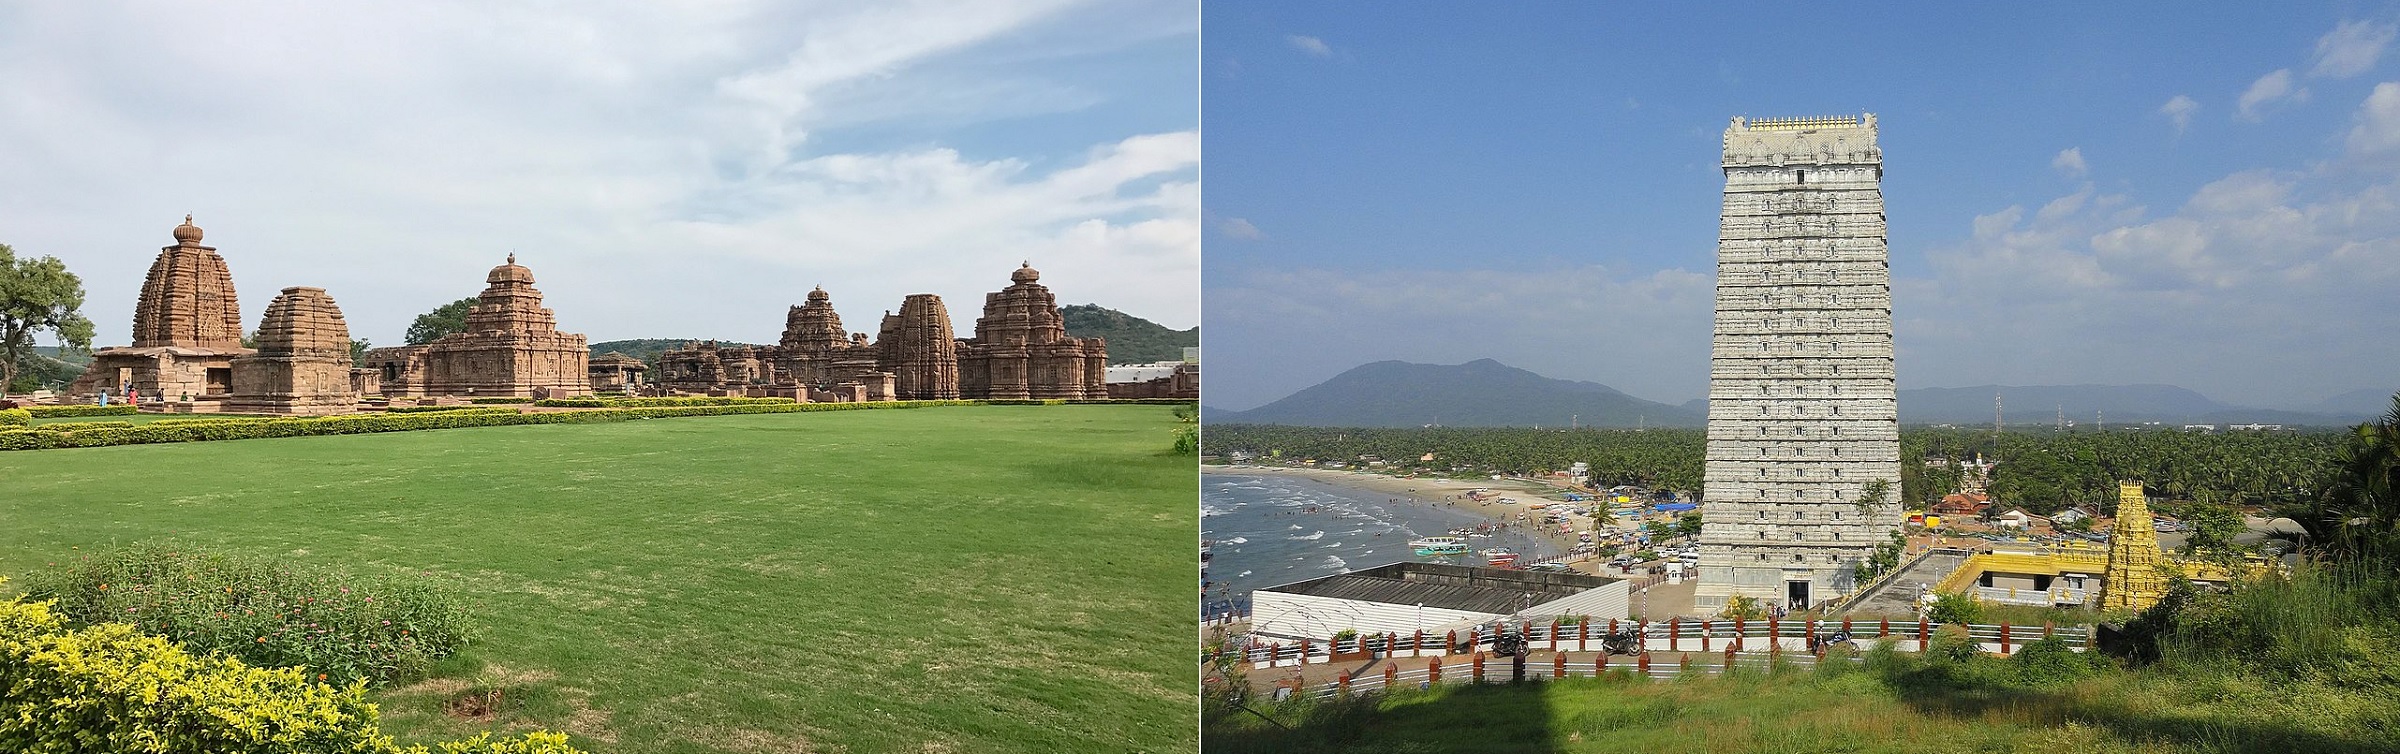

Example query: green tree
[405,297,478,345]
[2309,393,2400,566]
[350,338,371,366]
[2178,503,2245,559]
[1673,512,1703,538]
[1927,592,1982,624]
[0,244,95,393]
[1721,595,1766,621]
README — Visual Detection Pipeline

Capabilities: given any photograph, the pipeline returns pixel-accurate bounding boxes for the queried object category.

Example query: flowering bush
[0,579,585,754]
[0,408,27,427]
[20,541,475,687]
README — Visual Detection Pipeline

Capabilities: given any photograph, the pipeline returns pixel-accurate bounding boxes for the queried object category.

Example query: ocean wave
[1289,531,1325,541]
[1322,555,1349,572]
[1238,570,1253,578]
[1226,536,1248,544]
[1325,542,1343,548]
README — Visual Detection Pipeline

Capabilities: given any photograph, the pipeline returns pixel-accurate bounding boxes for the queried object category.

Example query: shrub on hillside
[21,541,475,687]
[25,404,136,418]
[0,582,584,754]
[1926,592,1982,625]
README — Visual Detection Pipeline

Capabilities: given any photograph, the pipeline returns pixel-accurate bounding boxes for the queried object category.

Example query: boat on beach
[1410,536,1469,555]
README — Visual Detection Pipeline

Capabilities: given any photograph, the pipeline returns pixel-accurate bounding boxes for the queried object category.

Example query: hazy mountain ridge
[1206,359,1704,428]
[1216,359,2393,428]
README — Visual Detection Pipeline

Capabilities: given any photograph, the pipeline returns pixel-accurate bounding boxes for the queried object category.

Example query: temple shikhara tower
[70,216,255,401]
[1693,114,1901,613]
[959,263,1109,399]
[364,255,591,398]
[879,294,960,400]
[228,287,358,415]
[2100,482,2169,611]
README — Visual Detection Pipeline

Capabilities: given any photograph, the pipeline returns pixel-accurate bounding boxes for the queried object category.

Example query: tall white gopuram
[1692,114,1901,613]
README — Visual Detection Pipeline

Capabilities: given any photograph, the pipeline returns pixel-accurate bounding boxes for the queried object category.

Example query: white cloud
[2311,19,2397,78]
[1906,156,2400,405]
[2346,82,2400,158]
[2237,68,2307,121]
[1218,217,1265,240]
[2160,94,2200,134]
[2050,147,2088,178]
[0,1,1200,350]
[1286,35,1333,58]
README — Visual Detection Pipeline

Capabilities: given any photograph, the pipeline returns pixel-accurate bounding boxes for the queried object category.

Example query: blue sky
[2,1,1196,351]
[1205,2,2400,412]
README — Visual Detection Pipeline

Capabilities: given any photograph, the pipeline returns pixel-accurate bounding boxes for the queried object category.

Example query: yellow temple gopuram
[2100,481,2169,611]
[1928,481,2270,613]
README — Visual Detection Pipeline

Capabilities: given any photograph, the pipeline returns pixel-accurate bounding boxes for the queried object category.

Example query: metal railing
[1223,617,2091,669]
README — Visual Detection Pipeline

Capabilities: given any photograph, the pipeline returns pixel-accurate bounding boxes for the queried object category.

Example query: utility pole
[2097,409,2104,432]
[1572,414,1578,430]
[2057,405,2065,431]
[1994,393,2004,434]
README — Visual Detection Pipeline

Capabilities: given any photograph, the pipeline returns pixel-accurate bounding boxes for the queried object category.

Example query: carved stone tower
[879,294,960,400]
[1693,114,1901,613]
[229,286,358,415]
[132,215,245,349]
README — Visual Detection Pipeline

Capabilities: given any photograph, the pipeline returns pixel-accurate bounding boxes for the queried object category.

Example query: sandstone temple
[228,287,358,415]
[653,264,1107,401]
[958,264,1109,399]
[362,255,591,399]
[70,217,254,402]
[1692,114,1902,613]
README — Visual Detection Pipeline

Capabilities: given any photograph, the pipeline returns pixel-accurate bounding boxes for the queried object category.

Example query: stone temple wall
[1693,114,1902,613]
[229,286,358,415]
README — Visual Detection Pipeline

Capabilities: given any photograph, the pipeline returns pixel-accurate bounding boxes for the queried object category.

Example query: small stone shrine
[958,263,1108,399]
[69,216,255,403]
[228,286,358,415]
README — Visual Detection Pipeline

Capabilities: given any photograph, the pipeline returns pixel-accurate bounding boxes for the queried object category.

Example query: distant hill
[1207,359,1702,428]
[586,339,766,367]
[2300,388,2400,421]
[1061,304,1195,365]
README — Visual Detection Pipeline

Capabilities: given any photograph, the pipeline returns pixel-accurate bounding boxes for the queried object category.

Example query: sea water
[1201,471,1562,618]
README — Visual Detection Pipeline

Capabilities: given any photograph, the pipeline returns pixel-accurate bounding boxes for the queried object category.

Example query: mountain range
[1207,359,2394,428]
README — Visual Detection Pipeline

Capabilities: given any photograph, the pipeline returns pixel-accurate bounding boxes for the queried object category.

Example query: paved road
[1839,549,1967,618]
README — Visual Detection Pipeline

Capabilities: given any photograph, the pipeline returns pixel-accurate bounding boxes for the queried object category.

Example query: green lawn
[1,404,1198,754]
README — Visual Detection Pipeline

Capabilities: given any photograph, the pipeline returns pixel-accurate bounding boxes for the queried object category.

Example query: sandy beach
[1205,465,1598,557]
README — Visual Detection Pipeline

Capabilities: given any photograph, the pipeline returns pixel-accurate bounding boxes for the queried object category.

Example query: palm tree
[2311,393,2400,565]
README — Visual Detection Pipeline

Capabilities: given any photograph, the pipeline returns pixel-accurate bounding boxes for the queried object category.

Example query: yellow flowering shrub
[0,580,585,754]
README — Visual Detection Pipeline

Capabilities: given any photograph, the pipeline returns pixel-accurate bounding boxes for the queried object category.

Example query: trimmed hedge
[533,396,793,408]
[465,397,535,404]
[0,408,27,427]
[0,582,585,754]
[0,401,983,451]
[384,404,486,413]
[26,404,137,418]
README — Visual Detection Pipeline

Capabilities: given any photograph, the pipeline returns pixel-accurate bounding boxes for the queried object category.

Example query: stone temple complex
[228,287,357,415]
[361,255,590,398]
[1693,114,1901,613]
[958,263,1109,399]
[70,217,256,402]
[651,264,1104,401]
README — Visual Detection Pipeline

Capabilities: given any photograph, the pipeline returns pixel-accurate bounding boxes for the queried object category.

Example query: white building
[1248,562,1629,641]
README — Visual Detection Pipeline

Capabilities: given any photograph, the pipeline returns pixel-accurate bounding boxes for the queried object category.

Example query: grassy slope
[0,405,1197,754]
[1209,654,2400,754]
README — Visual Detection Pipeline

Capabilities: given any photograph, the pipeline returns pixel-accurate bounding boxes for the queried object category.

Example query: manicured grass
[0,405,1197,754]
